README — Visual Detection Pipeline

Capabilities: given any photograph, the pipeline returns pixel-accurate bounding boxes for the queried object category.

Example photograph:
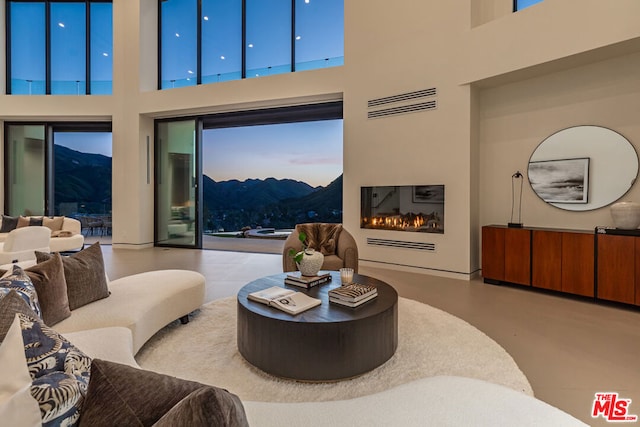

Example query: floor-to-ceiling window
[159,0,343,89]
[155,102,343,252]
[6,0,113,95]
[4,123,112,237]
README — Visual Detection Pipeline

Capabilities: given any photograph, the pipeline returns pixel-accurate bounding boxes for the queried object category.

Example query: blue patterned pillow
[0,265,42,319]
[17,313,92,427]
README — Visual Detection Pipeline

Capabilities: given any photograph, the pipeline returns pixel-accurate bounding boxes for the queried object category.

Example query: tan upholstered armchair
[283,223,359,273]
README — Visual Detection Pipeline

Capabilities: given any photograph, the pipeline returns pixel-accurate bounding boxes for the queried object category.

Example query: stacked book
[328,283,378,307]
[284,271,332,289]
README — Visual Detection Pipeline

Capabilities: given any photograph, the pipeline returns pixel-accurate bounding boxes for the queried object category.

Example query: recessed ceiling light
[248,43,254,48]
[295,36,301,40]
[102,52,108,57]
[203,16,209,21]
[58,22,65,28]
[188,70,194,74]
[220,55,225,60]
[305,0,310,3]
[175,33,180,37]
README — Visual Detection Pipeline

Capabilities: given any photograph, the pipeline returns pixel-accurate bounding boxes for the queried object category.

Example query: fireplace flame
[362,213,441,232]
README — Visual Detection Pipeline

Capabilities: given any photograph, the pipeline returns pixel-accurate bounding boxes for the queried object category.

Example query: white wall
[0,0,639,279]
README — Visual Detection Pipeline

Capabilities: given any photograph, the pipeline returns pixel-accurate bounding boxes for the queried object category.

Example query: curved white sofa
[55,269,206,354]
[1,260,205,365]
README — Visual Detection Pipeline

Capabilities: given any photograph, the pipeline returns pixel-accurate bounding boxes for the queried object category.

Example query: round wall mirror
[528,125,638,211]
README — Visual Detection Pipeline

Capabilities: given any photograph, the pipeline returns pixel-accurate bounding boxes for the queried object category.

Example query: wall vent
[367,237,436,252]
[367,100,437,119]
[368,88,437,108]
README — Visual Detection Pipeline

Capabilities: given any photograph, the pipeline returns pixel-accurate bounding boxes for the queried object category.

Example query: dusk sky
[203,119,343,188]
[54,119,343,189]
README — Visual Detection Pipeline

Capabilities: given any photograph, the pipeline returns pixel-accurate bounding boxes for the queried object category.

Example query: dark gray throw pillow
[79,359,249,427]
[36,242,109,311]
[24,253,71,326]
[0,214,19,232]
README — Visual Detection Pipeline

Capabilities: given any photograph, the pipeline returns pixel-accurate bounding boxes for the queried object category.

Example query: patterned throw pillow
[0,265,42,319]
[18,312,92,427]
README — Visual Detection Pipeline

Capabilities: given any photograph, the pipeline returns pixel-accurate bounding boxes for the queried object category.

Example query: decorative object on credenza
[610,201,640,230]
[508,171,524,228]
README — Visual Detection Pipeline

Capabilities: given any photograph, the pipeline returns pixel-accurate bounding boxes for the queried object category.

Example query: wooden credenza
[482,225,638,305]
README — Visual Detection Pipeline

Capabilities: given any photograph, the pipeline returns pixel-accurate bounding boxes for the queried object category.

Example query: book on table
[328,282,378,303]
[329,292,378,307]
[247,286,321,315]
[284,271,332,289]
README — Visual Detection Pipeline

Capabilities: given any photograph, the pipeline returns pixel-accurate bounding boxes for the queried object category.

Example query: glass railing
[9,79,113,95]
[295,56,344,71]
[162,55,344,89]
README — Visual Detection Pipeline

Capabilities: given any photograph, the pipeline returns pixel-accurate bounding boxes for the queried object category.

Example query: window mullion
[45,1,51,94]
[291,0,295,72]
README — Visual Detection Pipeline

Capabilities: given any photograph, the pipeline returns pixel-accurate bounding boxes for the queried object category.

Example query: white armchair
[0,226,51,265]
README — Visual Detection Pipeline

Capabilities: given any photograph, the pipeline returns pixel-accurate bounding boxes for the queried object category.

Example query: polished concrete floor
[100,244,640,426]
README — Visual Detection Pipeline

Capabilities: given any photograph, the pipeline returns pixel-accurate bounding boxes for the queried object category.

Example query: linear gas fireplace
[361,185,444,233]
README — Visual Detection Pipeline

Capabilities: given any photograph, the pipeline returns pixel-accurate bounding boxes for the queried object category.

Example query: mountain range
[54,145,342,228]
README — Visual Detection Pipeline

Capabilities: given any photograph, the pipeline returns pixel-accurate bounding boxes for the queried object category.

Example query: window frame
[5,0,113,95]
[158,0,343,90]
[3,121,112,215]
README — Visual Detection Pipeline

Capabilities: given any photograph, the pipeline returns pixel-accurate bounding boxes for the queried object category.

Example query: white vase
[296,249,324,276]
[610,201,640,230]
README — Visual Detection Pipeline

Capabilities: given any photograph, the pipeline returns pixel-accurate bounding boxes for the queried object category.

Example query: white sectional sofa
[0,216,85,253]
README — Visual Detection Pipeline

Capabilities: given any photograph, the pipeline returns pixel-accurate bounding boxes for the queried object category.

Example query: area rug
[136,296,533,402]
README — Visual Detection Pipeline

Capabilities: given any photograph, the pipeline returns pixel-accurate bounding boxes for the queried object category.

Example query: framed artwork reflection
[528,157,589,203]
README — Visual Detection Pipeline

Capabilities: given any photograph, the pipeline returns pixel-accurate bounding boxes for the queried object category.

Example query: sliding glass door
[155,119,201,248]
[5,124,47,216]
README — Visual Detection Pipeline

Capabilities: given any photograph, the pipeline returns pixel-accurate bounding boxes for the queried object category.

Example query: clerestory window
[159,0,344,90]
[514,0,543,11]
[6,0,113,95]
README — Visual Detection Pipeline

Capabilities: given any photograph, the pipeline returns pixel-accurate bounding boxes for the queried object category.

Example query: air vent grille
[367,88,437,108]
[367,100,437,119]
[367,237,436,252]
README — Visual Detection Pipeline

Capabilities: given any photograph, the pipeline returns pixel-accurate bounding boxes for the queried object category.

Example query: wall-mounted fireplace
[361,185,444,233]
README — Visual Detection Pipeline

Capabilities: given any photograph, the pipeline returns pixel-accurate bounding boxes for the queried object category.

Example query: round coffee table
[237,272,398,381]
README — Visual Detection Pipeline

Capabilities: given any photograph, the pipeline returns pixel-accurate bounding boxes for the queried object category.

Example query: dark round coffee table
[237,272,398,381]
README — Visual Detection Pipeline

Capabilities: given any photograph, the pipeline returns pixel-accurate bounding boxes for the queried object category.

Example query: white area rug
[136,296,533,402]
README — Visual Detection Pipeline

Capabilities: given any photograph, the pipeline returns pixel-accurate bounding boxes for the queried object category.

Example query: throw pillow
[18,312,92,427]
[0,290,40,343]
[79,359,248,427]
[36,242,109,311]
[29,217,43,227]
[0,265,42,319]
[24,253,71,326]
[0,314,42,427]
[17,216,31,228]
[0,215,19,233]
[43,216,65,232]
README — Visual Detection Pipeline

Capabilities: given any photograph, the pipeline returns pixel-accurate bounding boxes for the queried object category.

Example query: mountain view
[54,146,343,231]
